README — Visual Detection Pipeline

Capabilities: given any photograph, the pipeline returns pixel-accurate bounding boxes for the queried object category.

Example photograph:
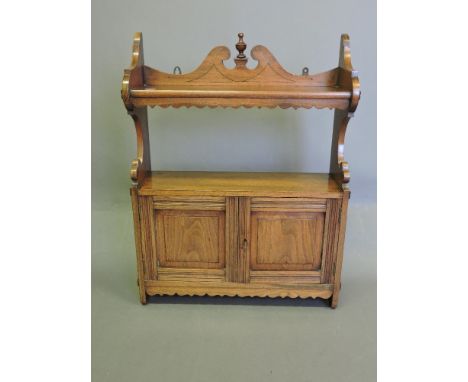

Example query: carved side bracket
[330,34,361,189]
[123,33,151,186]
[122,32,145,111]
[129,107,151,186]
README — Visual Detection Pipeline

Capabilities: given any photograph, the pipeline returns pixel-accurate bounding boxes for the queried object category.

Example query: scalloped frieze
[132,97,350,110]
[146,289,333,300]
[145,284,334,300]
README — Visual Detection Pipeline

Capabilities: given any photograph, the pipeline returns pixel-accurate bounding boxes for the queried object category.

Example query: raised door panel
[248,197,338,285]
[251,211,325,271]
[146,196,229,283]
[156,210,225,269]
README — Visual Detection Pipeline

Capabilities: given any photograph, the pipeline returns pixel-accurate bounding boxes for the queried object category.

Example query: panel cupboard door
[147,196,229,282]
[248,198,341,284]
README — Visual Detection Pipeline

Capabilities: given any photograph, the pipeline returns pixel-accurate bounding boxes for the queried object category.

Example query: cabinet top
[121,33,360,111]
[139,171,343,198]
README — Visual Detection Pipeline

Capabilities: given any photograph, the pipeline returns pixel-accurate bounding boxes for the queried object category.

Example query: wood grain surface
[155,210,225,269]
[139,171,343,198]
[250,212,325,271]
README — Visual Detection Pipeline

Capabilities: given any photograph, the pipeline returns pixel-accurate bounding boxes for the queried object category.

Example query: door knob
[242,238,248,252]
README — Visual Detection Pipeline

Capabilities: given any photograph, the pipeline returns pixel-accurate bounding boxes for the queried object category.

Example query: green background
[92,0,376,381]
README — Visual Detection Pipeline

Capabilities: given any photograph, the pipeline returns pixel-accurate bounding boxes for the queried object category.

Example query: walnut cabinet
[121,33,360,308]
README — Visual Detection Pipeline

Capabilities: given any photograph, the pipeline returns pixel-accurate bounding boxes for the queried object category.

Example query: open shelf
[122,33,360,189]
[139,171,342,198]
[122,33,360,111]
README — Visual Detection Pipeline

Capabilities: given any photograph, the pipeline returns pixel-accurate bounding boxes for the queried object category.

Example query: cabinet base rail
[144,280,334,300]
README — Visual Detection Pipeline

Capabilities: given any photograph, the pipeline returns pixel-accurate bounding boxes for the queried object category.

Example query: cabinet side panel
[139,196,157,280]
[130,188,147,304]
[225,197,239,282]
[320,199,342,283]
[331,191,350,308]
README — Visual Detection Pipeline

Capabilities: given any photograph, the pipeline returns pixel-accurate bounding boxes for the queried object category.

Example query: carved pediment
[143,34,339,88]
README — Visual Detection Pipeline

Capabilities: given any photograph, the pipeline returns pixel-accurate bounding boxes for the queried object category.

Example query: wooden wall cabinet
[122,33,360,308]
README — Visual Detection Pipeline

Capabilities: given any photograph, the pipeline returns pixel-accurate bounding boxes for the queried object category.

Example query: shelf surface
[130,85,351,109]
[131,85,350,100]
[139,171,343,198]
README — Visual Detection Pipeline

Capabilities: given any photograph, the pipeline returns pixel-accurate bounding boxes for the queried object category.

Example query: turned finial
[235,32,248,68]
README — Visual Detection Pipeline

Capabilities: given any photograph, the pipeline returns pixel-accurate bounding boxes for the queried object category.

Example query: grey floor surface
[92,201,376,382]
